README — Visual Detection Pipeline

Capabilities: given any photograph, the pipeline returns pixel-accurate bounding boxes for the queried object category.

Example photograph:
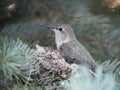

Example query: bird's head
[39,24,76,48]
[52,24,76,47]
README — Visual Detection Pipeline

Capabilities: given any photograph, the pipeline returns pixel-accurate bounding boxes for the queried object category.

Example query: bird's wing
[59,42,96,71]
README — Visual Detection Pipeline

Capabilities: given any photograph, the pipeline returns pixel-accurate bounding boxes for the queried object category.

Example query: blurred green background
[1,0,119,62]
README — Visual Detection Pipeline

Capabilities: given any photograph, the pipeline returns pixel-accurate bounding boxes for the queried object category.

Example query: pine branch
[59,66,116,90]
[0,37,38,87]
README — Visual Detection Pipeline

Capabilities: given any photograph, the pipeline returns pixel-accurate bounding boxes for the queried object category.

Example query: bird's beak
[39,23,55,30]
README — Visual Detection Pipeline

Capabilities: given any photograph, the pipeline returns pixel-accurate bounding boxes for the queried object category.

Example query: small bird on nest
[39,24,97,72]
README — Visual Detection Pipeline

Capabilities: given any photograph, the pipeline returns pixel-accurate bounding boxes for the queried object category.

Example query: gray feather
[59,39,96,71]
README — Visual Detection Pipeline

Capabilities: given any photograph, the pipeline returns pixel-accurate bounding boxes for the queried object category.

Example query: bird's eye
[58,27,63,31]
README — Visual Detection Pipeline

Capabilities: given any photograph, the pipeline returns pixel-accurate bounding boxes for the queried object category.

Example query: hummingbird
[39,24,97,72]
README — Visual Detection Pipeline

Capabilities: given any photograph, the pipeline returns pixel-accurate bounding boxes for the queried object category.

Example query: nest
[34,44,73,89]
